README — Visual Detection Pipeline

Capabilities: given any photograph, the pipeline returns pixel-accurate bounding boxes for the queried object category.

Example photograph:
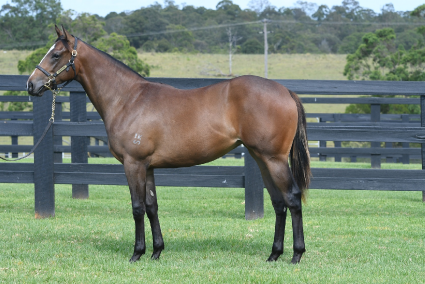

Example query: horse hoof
[291,252,303,264]
[129,251,145,263]
[151,250,162,260]
[266,252,282,262]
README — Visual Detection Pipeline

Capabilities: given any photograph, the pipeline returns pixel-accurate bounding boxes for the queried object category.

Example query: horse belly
[150,130,238,168]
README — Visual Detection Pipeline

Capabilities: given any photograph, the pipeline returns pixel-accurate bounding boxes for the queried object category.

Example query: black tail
[288,90,311,202]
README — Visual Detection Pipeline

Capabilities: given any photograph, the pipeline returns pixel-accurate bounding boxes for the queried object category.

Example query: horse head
[27,25,78,96]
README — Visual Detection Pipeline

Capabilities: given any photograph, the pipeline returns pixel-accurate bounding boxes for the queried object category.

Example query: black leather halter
[36,37,79,91]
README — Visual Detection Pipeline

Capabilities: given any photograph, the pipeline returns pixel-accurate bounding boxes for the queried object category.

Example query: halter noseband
[36,37,79,92]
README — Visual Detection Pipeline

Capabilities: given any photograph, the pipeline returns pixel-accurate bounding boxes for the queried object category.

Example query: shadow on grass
[87,235,289,263]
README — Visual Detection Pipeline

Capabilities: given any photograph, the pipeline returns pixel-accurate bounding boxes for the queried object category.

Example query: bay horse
[26,26,311,264]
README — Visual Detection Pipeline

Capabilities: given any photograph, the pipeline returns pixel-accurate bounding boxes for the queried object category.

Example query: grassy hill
[140,52,347,80]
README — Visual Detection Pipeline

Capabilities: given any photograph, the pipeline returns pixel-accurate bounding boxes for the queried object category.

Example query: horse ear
[61,25,71,41]
[55,25,62,38]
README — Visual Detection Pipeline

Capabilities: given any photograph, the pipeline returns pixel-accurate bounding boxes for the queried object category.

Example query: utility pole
[262,19,269,78]
[227,28,233,76]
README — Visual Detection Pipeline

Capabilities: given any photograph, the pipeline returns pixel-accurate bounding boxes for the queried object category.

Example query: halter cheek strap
[36,37,79,91]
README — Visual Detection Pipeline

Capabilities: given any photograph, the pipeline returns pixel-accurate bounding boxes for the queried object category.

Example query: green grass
[140,53,347,80]
[0,159,424,283]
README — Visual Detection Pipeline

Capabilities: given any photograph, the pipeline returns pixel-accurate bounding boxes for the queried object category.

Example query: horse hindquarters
[239,88,309,263]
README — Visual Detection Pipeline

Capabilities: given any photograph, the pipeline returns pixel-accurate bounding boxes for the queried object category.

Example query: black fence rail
[1,105,422,162]
[0,75,424,220]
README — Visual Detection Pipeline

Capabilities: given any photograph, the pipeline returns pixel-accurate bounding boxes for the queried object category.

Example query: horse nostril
[27,82,33,92]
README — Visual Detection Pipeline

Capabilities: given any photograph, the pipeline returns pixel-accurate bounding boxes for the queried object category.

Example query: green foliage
[241,38,263,54]
[343,5,425,116]
[166,24,195,52]
[0,0,62,49]
[410,4,425,17]
[17,44,51,74]
[1,90,33,111]
[345,96,420,114]
[338,32,364,54]
[95,33,150,76]
[2,0,425,55]
[16,16,150,76]
[69,12,106,44]
[343,27,423,81]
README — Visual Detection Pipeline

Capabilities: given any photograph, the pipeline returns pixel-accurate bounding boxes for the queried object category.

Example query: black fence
[0,75,424,220]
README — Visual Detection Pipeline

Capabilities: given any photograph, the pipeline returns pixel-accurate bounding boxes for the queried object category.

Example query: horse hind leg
[247,151,288,262]
[145,169,164,260]
[252,152,305,263]
[267,159,306,264]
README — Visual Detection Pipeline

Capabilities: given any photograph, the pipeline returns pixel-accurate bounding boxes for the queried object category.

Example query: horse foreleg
[146,169,164,260]
[124,160,148,262]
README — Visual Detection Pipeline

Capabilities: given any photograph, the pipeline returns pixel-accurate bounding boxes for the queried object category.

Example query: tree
[95,33,150,76]
[241,38,263,54]
[0,0,62,49]
[343,8,425,115]
[17,15,150,77]
[343,28,408,81]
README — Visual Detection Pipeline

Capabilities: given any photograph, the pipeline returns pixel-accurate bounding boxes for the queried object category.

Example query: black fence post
[54,102,62,163]
[11,118,18,158]
[333,114,341,162]
[244,152,264,220]
[421,96,425,202]
[371,104,381,168]
[33,91,55,218]
[319,117,327,161]
[401,114,410,164]
[70,91,88,199]
[334,141,341,162]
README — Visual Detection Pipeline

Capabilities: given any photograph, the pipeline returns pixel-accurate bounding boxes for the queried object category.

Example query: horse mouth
[32,86,45,96]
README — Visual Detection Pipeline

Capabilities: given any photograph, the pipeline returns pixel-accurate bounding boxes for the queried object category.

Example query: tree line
[1,0,425,55]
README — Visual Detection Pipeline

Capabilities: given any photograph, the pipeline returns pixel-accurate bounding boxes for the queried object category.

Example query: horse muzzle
[26,80,49,97]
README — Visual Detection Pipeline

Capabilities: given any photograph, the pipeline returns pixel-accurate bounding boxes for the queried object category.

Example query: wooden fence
[0,75,424,220]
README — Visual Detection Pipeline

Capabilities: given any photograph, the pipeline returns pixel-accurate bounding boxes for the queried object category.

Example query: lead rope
[0,92,57,162]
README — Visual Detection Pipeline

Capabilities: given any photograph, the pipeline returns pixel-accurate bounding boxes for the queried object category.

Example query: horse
[26,26,311,264]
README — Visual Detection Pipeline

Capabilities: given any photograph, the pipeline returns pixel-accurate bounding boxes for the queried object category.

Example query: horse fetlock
[291,245,305,264]
[271,243,284,255]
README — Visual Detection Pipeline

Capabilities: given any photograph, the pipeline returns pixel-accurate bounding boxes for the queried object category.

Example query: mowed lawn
[0,159,424,283]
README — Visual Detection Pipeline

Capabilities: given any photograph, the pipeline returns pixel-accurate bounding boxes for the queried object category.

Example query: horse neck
[75,42,146,121]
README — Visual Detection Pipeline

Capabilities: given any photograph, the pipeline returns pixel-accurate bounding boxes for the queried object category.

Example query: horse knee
[132,205,145,220]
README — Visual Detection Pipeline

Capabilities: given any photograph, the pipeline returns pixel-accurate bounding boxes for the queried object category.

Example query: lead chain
[49,90,57,122]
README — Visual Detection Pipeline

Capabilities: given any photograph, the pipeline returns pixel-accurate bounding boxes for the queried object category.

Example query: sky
[0,0,424,17]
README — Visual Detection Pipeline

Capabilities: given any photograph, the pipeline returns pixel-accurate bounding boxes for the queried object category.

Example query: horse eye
[52,53,60,59]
